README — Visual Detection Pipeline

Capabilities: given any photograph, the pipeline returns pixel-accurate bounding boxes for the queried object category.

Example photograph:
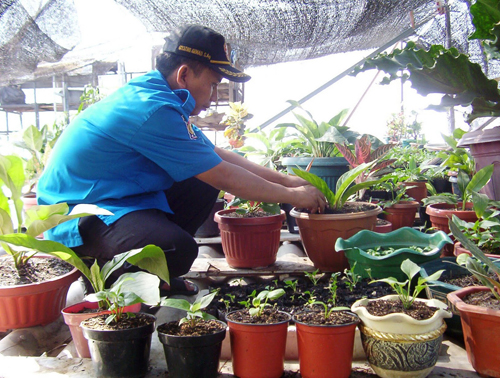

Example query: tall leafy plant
[277,101,358,157]
[292,162,382,211]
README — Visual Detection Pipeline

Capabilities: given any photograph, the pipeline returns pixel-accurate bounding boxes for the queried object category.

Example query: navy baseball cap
[163,25,251,83]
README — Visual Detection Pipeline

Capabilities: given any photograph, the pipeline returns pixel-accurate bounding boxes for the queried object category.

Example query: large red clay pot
[62,301,142,358]
[0,255,80,332]
[214,209,285,268]
[293,312,359,378]
[381,200,419,230]
[453,241,500,259]
[448,286,500,377]
[426,202,478,256]
[290,203,381,272]
[226,310,290,378]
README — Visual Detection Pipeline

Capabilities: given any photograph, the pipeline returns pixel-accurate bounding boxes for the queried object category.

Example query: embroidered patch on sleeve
[182,115,198,140]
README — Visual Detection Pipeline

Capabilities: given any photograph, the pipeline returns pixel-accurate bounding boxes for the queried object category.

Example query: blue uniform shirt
[37,70,222,247]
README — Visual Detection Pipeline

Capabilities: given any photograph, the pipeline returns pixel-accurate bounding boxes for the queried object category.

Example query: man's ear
[175,65,190,89]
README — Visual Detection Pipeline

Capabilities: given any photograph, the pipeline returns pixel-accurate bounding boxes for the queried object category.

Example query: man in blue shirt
[37,25,326,295]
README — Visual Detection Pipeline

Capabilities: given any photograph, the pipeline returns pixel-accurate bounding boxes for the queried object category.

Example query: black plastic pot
[280,203,299,234]
[81,313,156,378]
[157,320,227,378]
[431,177,452,194]
[195,199,225,238]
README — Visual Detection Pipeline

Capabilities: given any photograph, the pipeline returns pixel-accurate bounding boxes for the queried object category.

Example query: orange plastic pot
[426,203,477,256]
[214,209,285,268]
[381,201,419,230]
[226,311,290,378]
[0,255,80,332]
[290,203,381,272]
[453,242,500,259]
[403,181,428,203]
[447,286,500,377]
[62,301,142,358]
[294,313,359,378]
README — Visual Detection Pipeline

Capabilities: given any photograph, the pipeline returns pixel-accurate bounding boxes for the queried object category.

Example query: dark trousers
[73,177,219,290]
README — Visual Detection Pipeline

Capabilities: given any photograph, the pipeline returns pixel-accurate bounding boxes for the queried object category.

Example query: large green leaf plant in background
[350,0,500,124]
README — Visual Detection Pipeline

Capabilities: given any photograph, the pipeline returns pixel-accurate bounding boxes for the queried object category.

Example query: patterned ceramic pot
[351,295,452,378]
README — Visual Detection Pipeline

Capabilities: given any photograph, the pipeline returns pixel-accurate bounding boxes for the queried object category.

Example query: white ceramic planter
[351,294,452,378]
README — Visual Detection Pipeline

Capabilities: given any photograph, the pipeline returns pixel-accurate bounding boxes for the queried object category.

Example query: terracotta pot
[381,200,419,230]
[447,286,500,377]
[453,241,500,259]
[62,301,142,358]
[290,203,381,272]
[352,295,452,378]
[293,313,360,378]
[426,202,478,256]
[226,310,291,378]
[403,181,428,203]
[0,255,80,332]
[374,219,392,233]
[214,209,285,268]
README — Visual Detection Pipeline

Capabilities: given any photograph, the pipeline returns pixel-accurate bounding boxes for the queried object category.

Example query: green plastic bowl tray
[335,227,453,281]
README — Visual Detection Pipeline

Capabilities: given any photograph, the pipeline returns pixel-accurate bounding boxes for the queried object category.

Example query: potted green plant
[334,133,396,201]
[80,275,158,378]
[290,162,382,272]
[279,102,358,190]
[424,164,494,255]
[292,301,359,378]
[378,176,420,230]
[157,291,227,378]
[225,288,290,378]
[351,259,452,378]
[0,154,114,331]
[335,227,452,281]
[447,217,500,377]
[214,198,285,268]
[452,202,500,255]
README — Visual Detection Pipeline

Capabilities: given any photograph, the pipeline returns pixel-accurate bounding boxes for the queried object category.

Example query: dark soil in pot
[362,298,439,320]
[226,308,289,324]
[81,312,154,330]
[296,202,377,215]
[0,256,73,286]
[462,290,500,310]
[157,319,225,336]
[208,274,394,320]
[294,309,358,325]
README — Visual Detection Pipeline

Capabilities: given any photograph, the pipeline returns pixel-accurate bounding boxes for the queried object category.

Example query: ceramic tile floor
[0,242,483,377]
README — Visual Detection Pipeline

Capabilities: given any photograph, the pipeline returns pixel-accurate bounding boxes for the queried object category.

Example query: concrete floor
[0,242,482,377]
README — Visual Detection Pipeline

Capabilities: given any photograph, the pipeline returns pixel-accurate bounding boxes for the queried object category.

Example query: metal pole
[251,15,437,132]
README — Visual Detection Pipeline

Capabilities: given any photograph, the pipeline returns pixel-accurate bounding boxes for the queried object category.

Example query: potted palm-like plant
[157,291,227,378]
[378,176,420,230]
[447,217,500,377]
[351,259,452,378]
[214,198,285,268]
[290,162,382,272]
[279,102,358,190]
[225,288,290,378]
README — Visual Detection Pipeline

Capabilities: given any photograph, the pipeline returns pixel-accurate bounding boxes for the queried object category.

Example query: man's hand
[291,185,327,214]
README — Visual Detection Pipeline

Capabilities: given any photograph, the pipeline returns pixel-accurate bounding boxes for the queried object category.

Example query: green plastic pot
[335,227,453,281]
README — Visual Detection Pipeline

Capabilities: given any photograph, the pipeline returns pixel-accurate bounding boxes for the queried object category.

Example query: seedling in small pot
[371,259,444,309]
[343,262,361,292]
[248,289,285,317]
[160,291,218,327]
[311,301,350,320]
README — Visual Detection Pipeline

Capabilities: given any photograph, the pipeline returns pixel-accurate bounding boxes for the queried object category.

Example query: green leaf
[467,164,494,195]
[401,259,421,280]
[115,271,160,306]
[161,298,192,312]
[267,288,285,301]
[197,291,217,310]
[472,191,490,218]
[125,244,170,285]
[22,125,43,153]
